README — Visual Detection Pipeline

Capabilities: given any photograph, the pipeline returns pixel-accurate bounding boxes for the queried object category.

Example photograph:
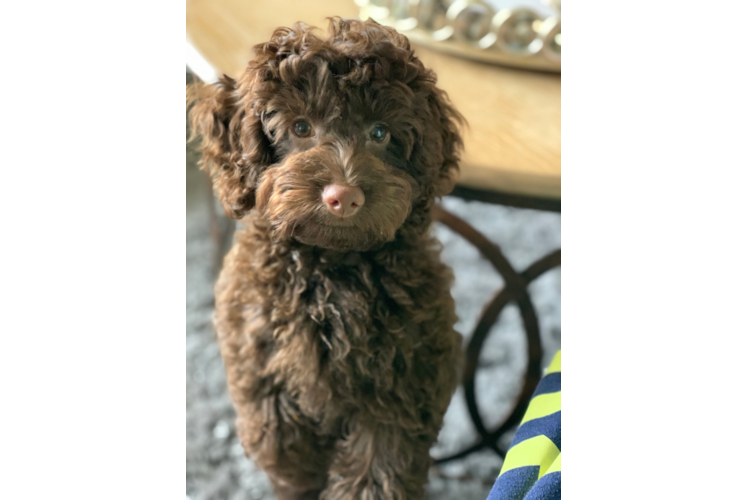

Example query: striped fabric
[561,215,748,349]
[487,351,561,500]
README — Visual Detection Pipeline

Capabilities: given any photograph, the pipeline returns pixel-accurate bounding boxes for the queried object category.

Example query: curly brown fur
[188,18,464,500]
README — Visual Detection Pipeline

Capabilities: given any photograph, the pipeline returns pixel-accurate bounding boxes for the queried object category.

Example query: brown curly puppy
[187,18,464,500]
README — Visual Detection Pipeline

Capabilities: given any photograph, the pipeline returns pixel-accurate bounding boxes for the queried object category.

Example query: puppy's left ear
[426,87,464,198]
[187,75,273,219]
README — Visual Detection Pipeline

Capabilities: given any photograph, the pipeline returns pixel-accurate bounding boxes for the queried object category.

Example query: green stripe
[561,231,748,265]
[561,224,748,229]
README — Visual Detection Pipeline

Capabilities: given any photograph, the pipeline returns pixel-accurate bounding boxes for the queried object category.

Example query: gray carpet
[186,134,560,500]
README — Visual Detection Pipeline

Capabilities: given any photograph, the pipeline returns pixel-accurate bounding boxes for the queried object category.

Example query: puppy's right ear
[187,75,273,219]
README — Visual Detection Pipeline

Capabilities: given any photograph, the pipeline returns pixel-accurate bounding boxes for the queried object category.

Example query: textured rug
[186,132,560,500]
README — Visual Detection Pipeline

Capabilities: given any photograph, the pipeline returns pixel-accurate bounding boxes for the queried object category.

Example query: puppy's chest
[271,253,421,361]
[253,249,448,417]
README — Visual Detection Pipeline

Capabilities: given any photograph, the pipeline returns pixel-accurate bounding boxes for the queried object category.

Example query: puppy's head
[188,18,463,251]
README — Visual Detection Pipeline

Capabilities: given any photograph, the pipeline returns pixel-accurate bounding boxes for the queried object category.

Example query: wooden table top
[186,0,560,200]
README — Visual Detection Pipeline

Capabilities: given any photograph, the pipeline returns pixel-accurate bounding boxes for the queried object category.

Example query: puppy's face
[188,19,463,251]
[255,60,422,251]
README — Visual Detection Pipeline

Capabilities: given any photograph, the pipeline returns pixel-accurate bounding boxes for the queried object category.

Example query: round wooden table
[187,0,561,466]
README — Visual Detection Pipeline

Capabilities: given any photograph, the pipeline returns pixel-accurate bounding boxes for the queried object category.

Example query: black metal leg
[431,204,561,464]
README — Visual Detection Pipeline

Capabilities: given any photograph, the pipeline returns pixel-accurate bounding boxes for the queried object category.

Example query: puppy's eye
[293,120,313,138]
[369,124,389,143]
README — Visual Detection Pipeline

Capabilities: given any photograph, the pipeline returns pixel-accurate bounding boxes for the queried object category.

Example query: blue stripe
[509,411,561,451]
[532,372,560,396]
[561,217,748,222]
[561,259,748,262]
[487,466,538,500]
[524,471,560,500]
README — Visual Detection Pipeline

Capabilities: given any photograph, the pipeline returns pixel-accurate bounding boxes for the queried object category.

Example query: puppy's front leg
[234,391,335,500]
[322,416,434,500]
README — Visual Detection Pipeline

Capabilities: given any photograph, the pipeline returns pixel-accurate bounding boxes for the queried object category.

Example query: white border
[561,212,748,217]
[556,33,748,47]
[561,275,748,294]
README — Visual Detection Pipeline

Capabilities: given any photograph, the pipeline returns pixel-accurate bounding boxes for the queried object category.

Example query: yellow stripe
[561,293,748,311]
[561,272,748,281]
[561,229,748,232]
[545,350,561,374]
[499,435,560,477]
[520,391,561,425]
[562,454,748,500]
[561,264,748,269]
[542,453,561,477]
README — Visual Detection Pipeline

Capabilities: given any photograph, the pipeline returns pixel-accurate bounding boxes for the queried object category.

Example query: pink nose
[322,183,365,218]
